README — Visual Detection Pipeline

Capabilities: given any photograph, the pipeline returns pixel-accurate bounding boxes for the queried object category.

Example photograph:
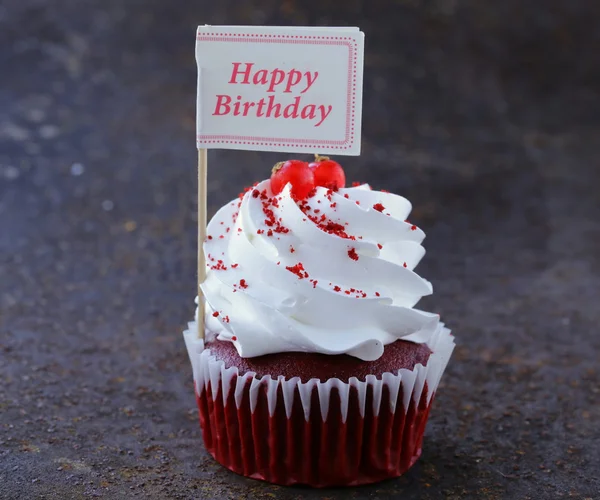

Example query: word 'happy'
[212,63,333,127]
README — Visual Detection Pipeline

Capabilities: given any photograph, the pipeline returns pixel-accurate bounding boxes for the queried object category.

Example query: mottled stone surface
[1,1,599,499]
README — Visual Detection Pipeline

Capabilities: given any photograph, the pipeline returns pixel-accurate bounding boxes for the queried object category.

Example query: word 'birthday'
[212,63,333,127]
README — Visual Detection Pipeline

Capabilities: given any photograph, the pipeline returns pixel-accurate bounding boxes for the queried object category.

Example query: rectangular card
[196,25,365,155]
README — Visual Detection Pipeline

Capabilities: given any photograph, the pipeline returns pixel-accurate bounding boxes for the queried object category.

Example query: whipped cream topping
[199,180,440,361]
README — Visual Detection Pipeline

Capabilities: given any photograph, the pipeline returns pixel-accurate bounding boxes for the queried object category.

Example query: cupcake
[184,157,455,487]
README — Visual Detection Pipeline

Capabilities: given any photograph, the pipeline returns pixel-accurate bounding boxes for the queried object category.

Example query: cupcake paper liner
[184,324,455,487]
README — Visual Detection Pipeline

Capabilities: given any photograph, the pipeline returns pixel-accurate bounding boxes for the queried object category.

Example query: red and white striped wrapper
[183,324,454,487]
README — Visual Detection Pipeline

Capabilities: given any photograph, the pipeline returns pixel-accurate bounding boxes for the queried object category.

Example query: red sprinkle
[411,225,417,231]
[207,235,213,240]
[260,195,290,234]
[239,279,248,289]
[290,246,295,253]
[333,285,341,292]
[308,215,356,240]
[238,184,256,199]
[224,316,230,323]
[373,203,385,212]
[212,311,219,317]
[231,263,239,268]
[347,248,359,261]
[377,243,383,249]
[231,335,236,340]
[403,262,408,268]
[209,259,227,271]
[375,292,380,297]
[352,181,361,187]
[286,262,309,279]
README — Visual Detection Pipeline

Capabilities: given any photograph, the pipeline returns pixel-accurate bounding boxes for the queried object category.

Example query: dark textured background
[1,0,599,499]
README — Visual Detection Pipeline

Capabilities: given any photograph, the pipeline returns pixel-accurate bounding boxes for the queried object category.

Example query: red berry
[270,160,315,200]
[309,157,346,191]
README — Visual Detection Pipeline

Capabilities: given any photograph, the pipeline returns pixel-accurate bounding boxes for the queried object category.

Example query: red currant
[270,160,315,200]
[309,156,346,190]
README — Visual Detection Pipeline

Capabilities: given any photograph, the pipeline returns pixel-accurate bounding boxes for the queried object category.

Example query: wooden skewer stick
[197,148,208,340]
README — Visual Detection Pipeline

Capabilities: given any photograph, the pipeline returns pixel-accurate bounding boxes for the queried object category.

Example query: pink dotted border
[196,32,359,150]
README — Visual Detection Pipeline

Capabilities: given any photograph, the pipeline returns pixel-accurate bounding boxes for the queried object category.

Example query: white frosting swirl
[199,180,439,361]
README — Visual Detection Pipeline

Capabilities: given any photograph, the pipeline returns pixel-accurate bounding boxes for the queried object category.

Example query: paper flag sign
[196,26,365,155]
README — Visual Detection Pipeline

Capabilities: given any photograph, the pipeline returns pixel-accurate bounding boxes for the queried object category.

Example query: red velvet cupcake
[184,326,453,486]
[184,165,455,487]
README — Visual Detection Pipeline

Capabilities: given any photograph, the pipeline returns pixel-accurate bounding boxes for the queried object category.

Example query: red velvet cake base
[195,340,435,487]
[205,338,432,382]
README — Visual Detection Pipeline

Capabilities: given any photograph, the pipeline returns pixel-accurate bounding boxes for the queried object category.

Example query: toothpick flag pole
[197,148,208,340]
